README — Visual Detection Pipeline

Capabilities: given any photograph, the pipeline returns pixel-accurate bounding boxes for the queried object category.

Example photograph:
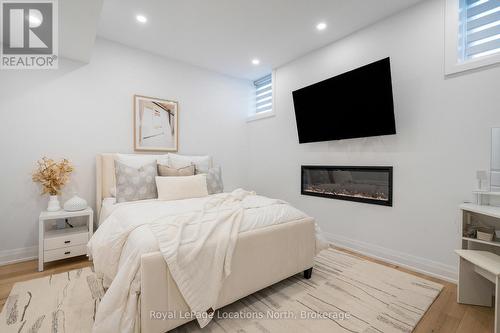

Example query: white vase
[47,195,61,212]
[64,195,87,211]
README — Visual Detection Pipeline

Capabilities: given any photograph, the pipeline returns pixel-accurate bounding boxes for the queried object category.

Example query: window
[254,74,273,113]
[460,0,500,60]
[247,73,275,121]
[446,0,500,74]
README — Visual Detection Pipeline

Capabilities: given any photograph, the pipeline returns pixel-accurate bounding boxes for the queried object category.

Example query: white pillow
[116,153,168,168]
[156,175,208,201]
[168,153,212,174]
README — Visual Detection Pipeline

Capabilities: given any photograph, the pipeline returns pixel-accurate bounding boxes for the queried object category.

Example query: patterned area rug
[0,268,102,333]
[0,248,442,333]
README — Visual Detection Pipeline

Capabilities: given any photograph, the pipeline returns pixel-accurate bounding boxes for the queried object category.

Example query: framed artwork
[134,95,178,152]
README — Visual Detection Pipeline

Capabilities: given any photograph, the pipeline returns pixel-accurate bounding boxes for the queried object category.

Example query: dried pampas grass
[32,157,74,195]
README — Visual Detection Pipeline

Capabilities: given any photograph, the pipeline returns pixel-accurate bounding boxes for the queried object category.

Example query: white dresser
[38,208,93,271]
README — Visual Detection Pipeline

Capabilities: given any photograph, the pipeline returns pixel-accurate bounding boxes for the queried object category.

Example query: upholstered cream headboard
[96,153,117,217]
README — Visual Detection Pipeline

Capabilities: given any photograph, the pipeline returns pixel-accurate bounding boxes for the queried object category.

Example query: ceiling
[97,0,424,80]
[60,0,103,63]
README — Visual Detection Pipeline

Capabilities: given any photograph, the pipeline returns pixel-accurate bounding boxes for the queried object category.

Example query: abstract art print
[134,95,178,152]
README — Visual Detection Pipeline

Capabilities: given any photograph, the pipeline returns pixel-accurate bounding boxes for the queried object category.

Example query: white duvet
[88,189,323,333]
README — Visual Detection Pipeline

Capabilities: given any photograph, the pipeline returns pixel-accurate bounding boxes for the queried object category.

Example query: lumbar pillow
[205,166,223,194]
[156,174,208,201]
[114,160,158,203]
[168,153,212,174]
[158,164,195,177]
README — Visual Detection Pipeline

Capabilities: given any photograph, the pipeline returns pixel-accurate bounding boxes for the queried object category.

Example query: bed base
[140,217,316,333]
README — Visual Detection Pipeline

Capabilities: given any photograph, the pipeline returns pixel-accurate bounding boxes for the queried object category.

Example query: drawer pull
[64,240,71,244]
[64,251,71,255]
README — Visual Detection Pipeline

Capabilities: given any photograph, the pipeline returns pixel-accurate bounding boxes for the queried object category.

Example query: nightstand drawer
[44,244,87,262]
[44,228,88,250]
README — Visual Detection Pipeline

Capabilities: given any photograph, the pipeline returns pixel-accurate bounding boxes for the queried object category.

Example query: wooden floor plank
[0,249,494,333]
[456,305,495,333]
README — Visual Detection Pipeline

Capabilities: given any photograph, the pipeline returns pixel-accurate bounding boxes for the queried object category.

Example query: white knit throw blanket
[149,189,254,327]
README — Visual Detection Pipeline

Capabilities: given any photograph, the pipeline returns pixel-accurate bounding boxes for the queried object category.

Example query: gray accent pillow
[206,166,223,194]
[114,160,158,203]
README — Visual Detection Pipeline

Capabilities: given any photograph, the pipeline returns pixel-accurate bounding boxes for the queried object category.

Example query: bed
[92,153,321,333]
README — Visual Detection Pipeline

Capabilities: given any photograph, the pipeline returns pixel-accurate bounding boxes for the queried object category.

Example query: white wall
[0,38,253,264]
[245,0,500,281]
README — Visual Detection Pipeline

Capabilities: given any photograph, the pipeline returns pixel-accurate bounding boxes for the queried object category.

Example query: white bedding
[88,190,323,333]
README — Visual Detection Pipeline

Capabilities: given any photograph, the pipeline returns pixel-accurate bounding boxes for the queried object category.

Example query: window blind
[254,74,272,113]
[460,0,500,60]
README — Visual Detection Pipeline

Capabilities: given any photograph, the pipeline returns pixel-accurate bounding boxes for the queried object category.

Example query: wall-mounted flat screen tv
[292,57,396,143]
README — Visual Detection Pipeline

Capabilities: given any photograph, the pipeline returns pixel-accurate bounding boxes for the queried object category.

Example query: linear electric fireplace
[301,166,393,206]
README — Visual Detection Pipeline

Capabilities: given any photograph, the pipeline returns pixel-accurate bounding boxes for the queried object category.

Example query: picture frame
[134,95,178,152]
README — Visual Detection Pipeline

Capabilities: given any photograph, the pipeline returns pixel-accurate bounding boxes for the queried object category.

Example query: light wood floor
[0,250,494,333]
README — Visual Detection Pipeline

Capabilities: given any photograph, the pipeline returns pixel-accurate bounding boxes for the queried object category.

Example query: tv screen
[292,57,396,143]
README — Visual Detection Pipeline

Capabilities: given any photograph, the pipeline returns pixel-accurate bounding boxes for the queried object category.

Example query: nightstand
[38,207,93,271]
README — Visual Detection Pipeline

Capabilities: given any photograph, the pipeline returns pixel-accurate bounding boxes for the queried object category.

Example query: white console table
[457,203,500,333]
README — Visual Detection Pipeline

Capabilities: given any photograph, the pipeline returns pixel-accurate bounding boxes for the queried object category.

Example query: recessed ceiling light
[316,22,327,31]
[136,15,147,23]
[251,58,260,65]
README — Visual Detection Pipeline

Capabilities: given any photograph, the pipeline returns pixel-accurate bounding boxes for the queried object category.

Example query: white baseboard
[324,232,458,283]
[0,246,37,266]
